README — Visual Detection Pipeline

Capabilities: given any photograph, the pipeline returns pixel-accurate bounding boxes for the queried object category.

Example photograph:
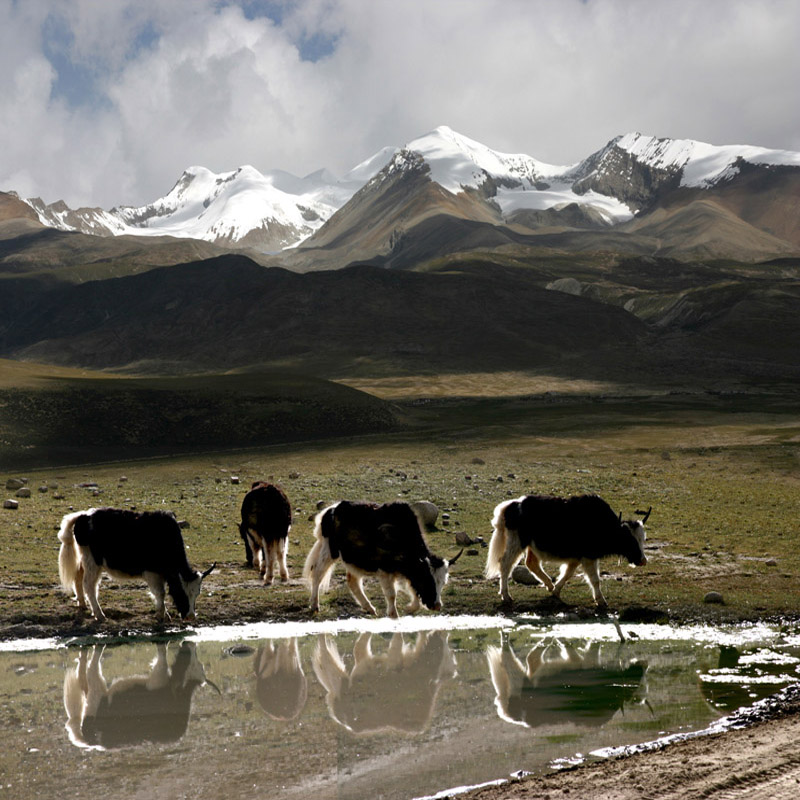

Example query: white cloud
[1,0,798,208]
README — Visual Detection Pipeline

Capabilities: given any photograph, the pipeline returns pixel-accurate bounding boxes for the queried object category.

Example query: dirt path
[464,692,800,800]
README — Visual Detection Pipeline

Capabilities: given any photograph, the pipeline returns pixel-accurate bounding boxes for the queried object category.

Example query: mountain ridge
[12,127,800,263]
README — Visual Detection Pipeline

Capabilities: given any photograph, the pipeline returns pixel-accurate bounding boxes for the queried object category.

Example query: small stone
[512,565,542,586]
[38,485,48,493]
[15,487,31,498]
[765,558,778,567]
[704,591,725,604]
[3,499,19,510]
[231,476,240,485]
[455,531,474,546]
[466,548,480,556]
[5,478,24,491]
[177,520,190,529]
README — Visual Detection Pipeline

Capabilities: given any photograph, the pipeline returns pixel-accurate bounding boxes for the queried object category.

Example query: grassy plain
[1,383,798,641]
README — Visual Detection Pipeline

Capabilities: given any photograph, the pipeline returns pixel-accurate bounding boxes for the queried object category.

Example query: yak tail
[58,510,86,594]
[302,507,337,594]
[302,537,336,594]
[485,499,514,579]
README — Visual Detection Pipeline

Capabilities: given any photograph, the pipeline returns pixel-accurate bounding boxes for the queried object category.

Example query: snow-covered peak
[343,146,398,185]
[614,132,800,187]
[113,163,376,249]
[400,125,569,193]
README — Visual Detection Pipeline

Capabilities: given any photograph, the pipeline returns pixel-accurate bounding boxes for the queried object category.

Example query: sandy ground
[464,687,800,800]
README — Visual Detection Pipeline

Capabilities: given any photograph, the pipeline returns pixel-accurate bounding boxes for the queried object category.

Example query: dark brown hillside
[659,162,800,247]
[0,255,648,379]
[0,367,398,468]
[620,198,798,261]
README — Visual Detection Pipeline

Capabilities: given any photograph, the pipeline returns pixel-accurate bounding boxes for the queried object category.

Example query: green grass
[1,389,799,640]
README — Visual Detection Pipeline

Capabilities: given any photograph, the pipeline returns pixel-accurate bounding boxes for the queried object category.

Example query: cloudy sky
[2,0,798,209]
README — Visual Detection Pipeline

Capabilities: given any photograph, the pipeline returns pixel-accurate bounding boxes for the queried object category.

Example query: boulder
[411,500,439,528]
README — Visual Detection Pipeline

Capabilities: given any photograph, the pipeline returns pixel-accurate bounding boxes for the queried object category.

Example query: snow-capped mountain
[20,126,800,257]
[26,151,398,253]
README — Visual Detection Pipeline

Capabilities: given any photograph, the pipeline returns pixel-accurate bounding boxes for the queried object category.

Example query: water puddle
[2,617,799,799]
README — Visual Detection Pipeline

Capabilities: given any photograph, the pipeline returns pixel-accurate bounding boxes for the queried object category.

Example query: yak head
[175,563,216,620]
[414,549,462,611]
[618,507,650,566]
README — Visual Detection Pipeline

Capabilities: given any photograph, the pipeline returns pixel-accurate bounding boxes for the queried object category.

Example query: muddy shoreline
[461,684,800,800]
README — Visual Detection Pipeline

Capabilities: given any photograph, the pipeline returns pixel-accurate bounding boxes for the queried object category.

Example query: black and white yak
[58,507,216,622]
[303,500,461,618]
[486,494,650,608]
[239,481,292,584]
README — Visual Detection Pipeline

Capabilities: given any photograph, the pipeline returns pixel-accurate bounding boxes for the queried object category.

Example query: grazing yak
[486,494,650,608]
[239,482,292,584]
[303,500,461,618]
[58,507,215,622]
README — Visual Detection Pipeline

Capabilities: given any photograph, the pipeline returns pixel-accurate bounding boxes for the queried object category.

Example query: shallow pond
[2,616,799,800]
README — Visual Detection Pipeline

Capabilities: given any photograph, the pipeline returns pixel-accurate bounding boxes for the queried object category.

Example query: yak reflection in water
[487,635,647,729]
[312,631,456,734]
[63,641,214,749]
[253,639,308,720]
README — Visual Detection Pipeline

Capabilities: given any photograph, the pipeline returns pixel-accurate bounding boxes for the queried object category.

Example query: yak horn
[449,549,464,566]
[202,562,217,578]
[636,507,652,524]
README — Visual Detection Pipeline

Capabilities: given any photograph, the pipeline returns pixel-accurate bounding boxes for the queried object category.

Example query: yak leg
[580,558,608,609]
[144,572,169,620]
[377,573,399,618]
[264,540,275,585]
[73,562,87,610]
[277,537,289,582]
[498,531,525,604]
[404,580,422,614]
[552,560,580,598]
[81,558,105,621]
[525,550,556,592]
[346,572,378,616]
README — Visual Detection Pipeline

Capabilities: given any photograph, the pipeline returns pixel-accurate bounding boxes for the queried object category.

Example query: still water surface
[2,616,799,799]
